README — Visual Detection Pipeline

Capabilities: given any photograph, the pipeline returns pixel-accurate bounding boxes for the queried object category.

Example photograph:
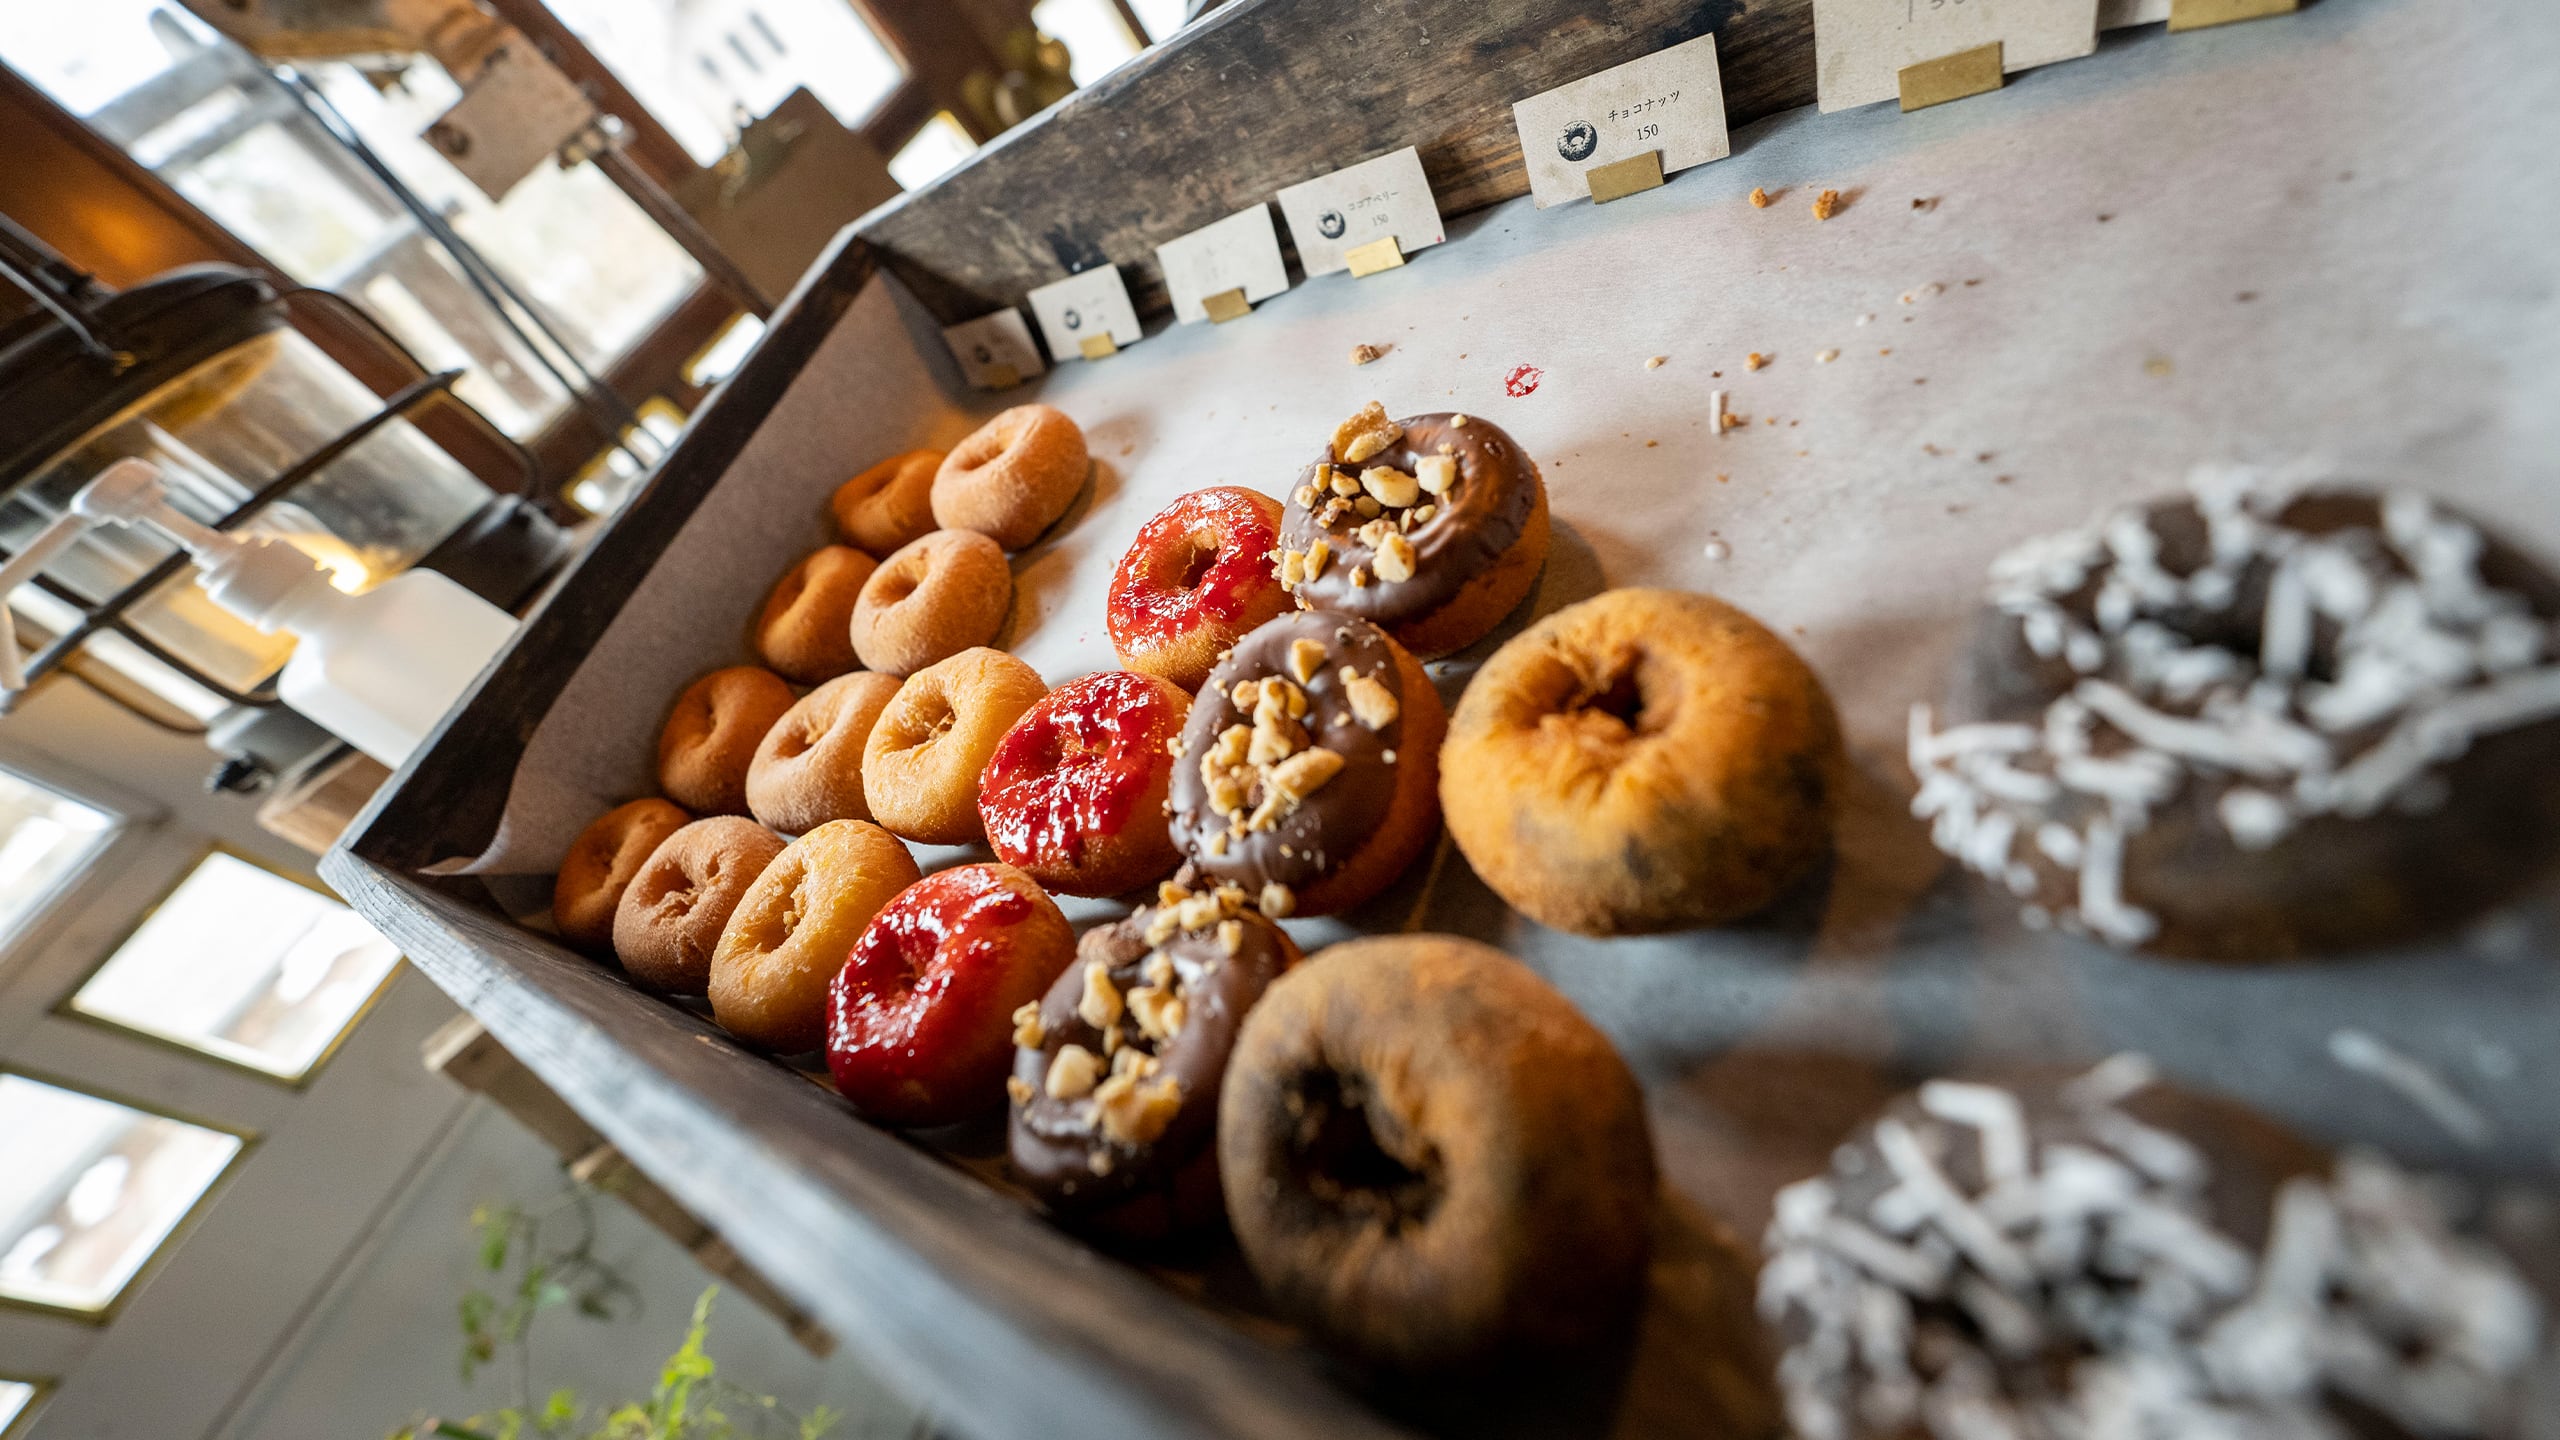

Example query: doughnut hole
[831,449,942,556]
[1281,1066,1444,1235]
[850,529,1012,676]
[754,545,874,683]
[931,404,1089,550]
[611,816,786,997]
[658,667,797,815]
[708,818,919,1053]
[554,797,689,953]
[863,648,1049,845]
[747,672,900,834]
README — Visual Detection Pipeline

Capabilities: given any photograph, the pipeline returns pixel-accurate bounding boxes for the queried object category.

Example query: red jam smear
[1107,487,1280,646]
[979,672,1177,866]
[1504,363,1543,396]
[829,865,1033,1065]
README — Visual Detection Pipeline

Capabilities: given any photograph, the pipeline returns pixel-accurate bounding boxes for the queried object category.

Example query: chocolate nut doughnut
[658,666,797,816]
[863,648,1049,846]
[745,671,900,834]
[832,449,942,556]
[1166,610,1445,918]
[1008,876,1302,1240]
[931,404,1088,551]
[850,529,1012,678]
[553,797,689,953]
[708,818,920,1053]
[1443,589,1844,935]
[611,815,786,996]
[1909,479,2560,957]
[753,545,875,683]
[1276,403,1550,659]
[1760,1055,2543,1440]
[1219,935,1656,1371]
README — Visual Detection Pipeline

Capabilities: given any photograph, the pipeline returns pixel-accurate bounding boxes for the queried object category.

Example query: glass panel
[1033,0,1144,85]
[0,1075,240,1314]
[0,1380,36,1434]
[544,0,907,167]
[0,770,117,954]
[889,112,977,191]
[683,313,766,389]
[70,854,399,1081]
[1129,0,1189,43]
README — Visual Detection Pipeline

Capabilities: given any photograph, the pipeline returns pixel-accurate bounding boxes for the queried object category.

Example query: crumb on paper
[1923,443,1943,456]
[1911,196,1939,212]
[1350,342,1388,366]
[2145,356,2175,376]
[1816,349,1839,364]
[1977,452,1995,463]
[1813,189,1842,220]
[1646,355,1667,370]
[1996,475,2015,484]
[1646,439,1659,448]
[1749,186,1772,209]
[1709,390,1727,433]
[1717,473,1730,483]
[1879,347,1893,356]
[1746,352,1769,371]
[1856,313,1874,326]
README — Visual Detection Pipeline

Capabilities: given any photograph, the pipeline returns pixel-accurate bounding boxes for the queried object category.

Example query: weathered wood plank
[856,0,1813,326]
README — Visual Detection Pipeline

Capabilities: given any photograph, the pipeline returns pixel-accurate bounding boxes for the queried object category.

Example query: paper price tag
[1812,0,2099,112]
[1026,266,1143,362]
[1156,204,1291,325]
[941,310,1045,390]
[1511,34,1731,209]
[1275,148,1444,279]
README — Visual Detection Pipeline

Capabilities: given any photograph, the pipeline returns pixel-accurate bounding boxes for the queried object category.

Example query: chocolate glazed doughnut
[1219,935,1656,1371]
[1166,610,1445,918]
[1008,878,1301,1241]
[1276,404,1550,659]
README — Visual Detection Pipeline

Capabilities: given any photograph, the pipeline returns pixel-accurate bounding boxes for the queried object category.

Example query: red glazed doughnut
[825,863,1075,1126]
[753,545,875,684]
[1108,487,1293,692]
[850,530,1012,678]
[832,449,942,557]
[979,671,1191,897]
[931,404,1088,550]
[658,667,796,816]
[553,797,689,953]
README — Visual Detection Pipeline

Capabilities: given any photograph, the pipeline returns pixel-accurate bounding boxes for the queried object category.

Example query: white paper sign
[1025,266,1144,361]
[1812,0,2100,112]
[1155,204,1292,324]
[1274,147,1445,278]
[2099,0,2169,27]
[940,309,1045,389]
[1511,34,1732,209]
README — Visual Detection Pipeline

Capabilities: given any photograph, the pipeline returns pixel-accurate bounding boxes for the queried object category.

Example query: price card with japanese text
[940,309,1045,389]
[1275,148,1445,279]
[1511,34,1731,209]
[1026,266,1144,362]
[1155,204,1292,324]
[1813,0,2099,112]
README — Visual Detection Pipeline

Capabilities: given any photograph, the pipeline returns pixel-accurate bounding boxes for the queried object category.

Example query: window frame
[0,1374,52,1440]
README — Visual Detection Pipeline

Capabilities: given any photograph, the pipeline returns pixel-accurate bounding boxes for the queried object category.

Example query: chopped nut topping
[1280,550,1307,588]
[1749,186,1771,209]
[1646,355,1667,369]
[1356,518,1392,550]
[1205,830,1229,857]
[1349,565,1370,589]
[1305,539,1331,581]
[1361,466,1421,508]
[1144,907,1180,946]
[1215,883,1248,914]
[1216,918,1244,956]
[1746,352,1768,371]
[1328,469,1362,498]
[1333,401,1403,465]
[1229,679,1260,711]
[1381,748,1397,764]
[1813,188,1841,220]
[1142,950,1175,988]
[1165,731,1188,759]
[1110,1044,1157,1081]
[1354,495,1383,519]
[1343,670,1400,730]
[1373,532,1417,583]
[1288,638,1326,684]
[1415,454,1456,495]
[1046,1043,1100,1100]
[1011,1000,1046,1050]
[1259,882,1295,917]
[1129,984,1186,1040]
[1157,879,1190,907]
[1087,1150,1115,1176]
[1294,484,1319,508]
[1176,891,1223,932]
[1349,342,1385,365]
[1078,961,1123,1031]
[1268,747,1344,803]
[1006,1075,1034,1106]
[1450,414,1470,427]
[1096,1074,1183,1146]
[1410,504,1437,526]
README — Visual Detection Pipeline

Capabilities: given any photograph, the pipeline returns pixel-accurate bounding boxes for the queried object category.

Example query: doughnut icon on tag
[1318,210,1347,239]
[1557,121,1598,162]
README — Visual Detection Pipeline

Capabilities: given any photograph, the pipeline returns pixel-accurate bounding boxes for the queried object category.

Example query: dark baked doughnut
[1911,480,2560,957]
[1276,403,1550,659]
[1759,1055,2544,1440]
[658,667,796,816]
[611,815,785,996]
[753,545,875,683]
[1219,935,1656,1371]
[553,797,689,953]
[746,671,900,834]
[1443,589,1844,935]
[1165,611,1445,918]
[1007,877,1301,1240]
[832,449,942,557]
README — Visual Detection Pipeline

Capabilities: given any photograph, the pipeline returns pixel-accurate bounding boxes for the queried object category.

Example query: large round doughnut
[553,797,689,953]
[1909,482,2560,958]
[978,671,1190,897]
[850,530,1012,678]
[1009,878,1301,1241]
[1276,403,1550,660]
[863,648,1050,846]
[1166,610,1444,918]
[658,667,797,816]
[746,671,901,834]
[707,818,919,1053]
[611,816,786,997]
[931,404,1088,551]
[1442,589,1843,936]
[753,545,875,683]
[832,449,942,556]
[1107,487,1293,692]
[1219,935,1656,1371]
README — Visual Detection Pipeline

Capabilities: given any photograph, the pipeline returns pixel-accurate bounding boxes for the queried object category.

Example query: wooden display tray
[325,1,2560,1437]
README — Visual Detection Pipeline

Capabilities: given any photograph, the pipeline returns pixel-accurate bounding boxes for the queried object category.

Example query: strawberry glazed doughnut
[1108,487,1293,692]
[863,648,1050,846]
[753,545,875,683]
[850,530,1012,677]
[553,797,689,953]
[709,819,920,1053]
[931,404,1088,550]
[658,666,796,815]
[611,815,786,996]
[1166,611,1445,918]
[826,863,1075,1127]
[832,449,941,556]
[1276,402,1550,660]
[746,671,900,834]
[979,671,1191,897]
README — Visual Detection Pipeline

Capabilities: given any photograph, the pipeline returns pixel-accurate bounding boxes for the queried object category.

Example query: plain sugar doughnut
[931,404,1088,550]
[658,667,797,816]
[611,816,786,996]
[850,530,1012,677]
[746,671,901,834]
[708,818,919,1053]
[862,648,1049,846]
[553,797,689,953]
[832,449,942,556]
[754,545,875,683]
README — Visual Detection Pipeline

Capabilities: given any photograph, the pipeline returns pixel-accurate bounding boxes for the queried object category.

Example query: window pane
[0,1076,240,1314]
[70,854,399,1081]
[544,0,907,167]
[1034,0,1143,86]
[1129,0,1189,43]
[0,1380,36,1434]
[889,112,977,191]
[0,770,117,953]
